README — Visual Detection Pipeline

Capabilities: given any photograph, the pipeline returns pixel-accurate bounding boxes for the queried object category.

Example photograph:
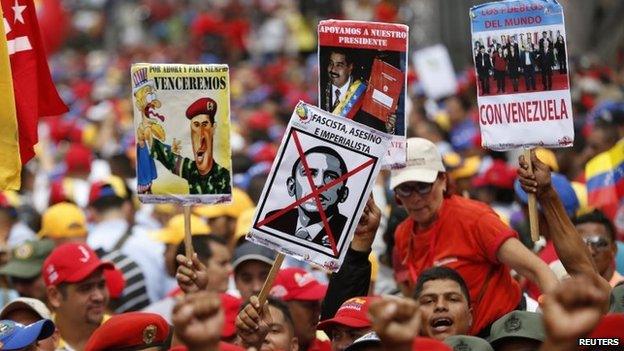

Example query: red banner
[318,20,408,52]
[2,0,67,164]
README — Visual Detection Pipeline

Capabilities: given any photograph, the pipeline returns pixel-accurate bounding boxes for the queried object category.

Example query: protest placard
[470,0,573,151]
[318,19,408,169]
[248,102,390,271]
[131,63,232,205]
[413,44,458,100]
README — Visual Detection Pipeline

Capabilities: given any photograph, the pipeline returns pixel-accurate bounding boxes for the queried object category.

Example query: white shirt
[331,77,352,107]
[88,218,167,302]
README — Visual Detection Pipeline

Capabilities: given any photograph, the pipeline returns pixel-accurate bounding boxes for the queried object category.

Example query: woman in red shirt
[391,138,557,337]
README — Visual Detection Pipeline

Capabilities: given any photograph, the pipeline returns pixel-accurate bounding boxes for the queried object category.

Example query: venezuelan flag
[332,80,367,120]
[0,5,21,190]
[586,139,624,207]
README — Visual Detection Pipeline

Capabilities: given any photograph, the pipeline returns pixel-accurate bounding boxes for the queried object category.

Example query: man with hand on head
[317,297,376,351]
[176,241,275,302]
[270,267,330,351]
[236,296,299,351]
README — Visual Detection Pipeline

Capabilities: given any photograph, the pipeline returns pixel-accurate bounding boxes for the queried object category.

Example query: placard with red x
[255,129,375,256]
[248,102,390,271]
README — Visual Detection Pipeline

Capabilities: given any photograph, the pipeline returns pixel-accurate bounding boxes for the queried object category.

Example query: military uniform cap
[444,335,494,351]
[186,97,217,120]
[84,312,171,351]
[488,310,545,346]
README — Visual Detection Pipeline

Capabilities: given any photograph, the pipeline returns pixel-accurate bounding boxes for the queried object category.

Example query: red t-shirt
[394,195,521,334]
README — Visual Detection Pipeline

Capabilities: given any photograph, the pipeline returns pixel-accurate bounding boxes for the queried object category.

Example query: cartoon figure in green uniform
[150,97,231,194]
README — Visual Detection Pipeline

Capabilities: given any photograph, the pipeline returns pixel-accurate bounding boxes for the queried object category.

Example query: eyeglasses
[582,235,611,251]
[394,181,435,197]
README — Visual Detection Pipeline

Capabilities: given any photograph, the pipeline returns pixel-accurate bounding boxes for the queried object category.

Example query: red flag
[2,0,67,164]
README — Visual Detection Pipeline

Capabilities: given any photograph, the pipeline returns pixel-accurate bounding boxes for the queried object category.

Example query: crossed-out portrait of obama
[263,146,349,249]
[150,97,231,195]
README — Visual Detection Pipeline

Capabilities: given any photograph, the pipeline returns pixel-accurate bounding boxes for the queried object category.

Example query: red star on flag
[1,0,67,178]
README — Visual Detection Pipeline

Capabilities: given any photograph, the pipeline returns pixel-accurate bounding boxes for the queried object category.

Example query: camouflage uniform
[151,139,230,194]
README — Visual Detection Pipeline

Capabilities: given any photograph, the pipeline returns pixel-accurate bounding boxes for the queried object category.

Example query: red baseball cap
[270,268,328,301]
[65,143,93,174]
[472,160,516,189]
[412,337,452,351]
[317,296,377,332]
[104,267,126,299]
[42,243,114,286]
[84,312,171,351]
[221,293,242,339]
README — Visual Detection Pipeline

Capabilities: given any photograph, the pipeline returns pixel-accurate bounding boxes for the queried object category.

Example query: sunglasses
[582,235,611,251]
[394,181,435,197]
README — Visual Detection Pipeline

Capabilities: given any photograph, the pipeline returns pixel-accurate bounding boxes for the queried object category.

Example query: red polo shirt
[394,195,521,334]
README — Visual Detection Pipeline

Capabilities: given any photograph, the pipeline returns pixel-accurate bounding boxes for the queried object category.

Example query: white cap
[0,297,52,320]
[390,138,445,189]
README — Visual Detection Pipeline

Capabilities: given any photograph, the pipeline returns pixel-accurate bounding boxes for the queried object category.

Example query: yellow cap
[449,156,481,180]
[150,214,210,245]
[234,208,255,244]
[194,188,254,219]
[38,203,88,239]
[535,148,559,172]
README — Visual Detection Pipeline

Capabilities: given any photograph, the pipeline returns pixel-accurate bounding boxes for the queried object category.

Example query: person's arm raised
[539,275,609,351]
[517,151,611,301]
[321,196,381,320]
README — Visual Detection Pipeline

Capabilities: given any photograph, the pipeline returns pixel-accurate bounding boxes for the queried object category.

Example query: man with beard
[262,146,349,249]
[43,243,115,351]
[151,97,231,194]
[413,266,472,341]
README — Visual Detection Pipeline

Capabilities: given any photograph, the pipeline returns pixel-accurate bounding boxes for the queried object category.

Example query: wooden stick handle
[523,149,540,242]
[183,205,195,259]
[257,253,285,305]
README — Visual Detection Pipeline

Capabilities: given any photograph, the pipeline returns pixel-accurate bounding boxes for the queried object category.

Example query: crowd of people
[0,0,624,350]
[474,31,567,94]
